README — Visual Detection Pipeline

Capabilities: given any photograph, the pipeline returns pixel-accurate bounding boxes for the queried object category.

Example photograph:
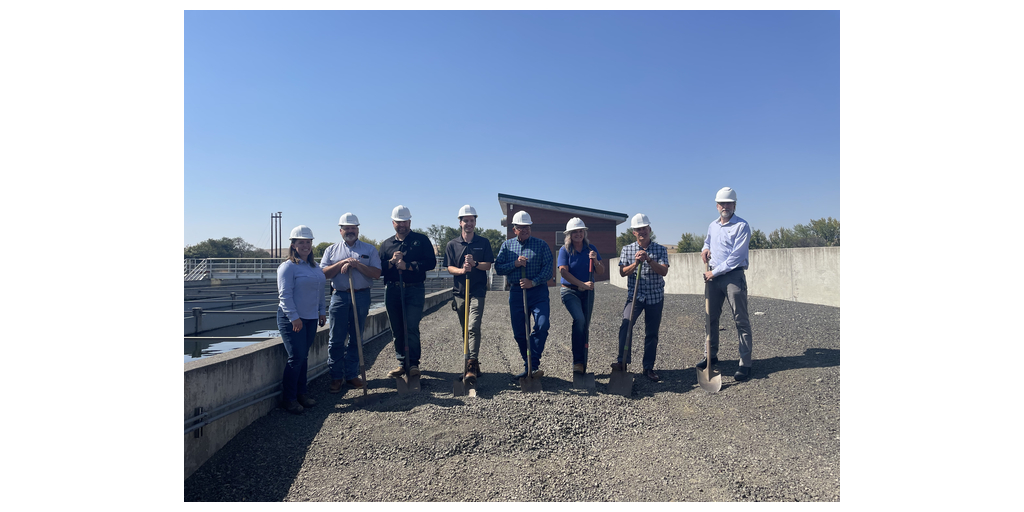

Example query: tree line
[674,217,839,253]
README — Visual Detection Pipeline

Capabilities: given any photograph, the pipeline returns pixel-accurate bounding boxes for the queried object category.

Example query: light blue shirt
[703,214,751,277]
[277,260,327,322]
[319,239,381,291]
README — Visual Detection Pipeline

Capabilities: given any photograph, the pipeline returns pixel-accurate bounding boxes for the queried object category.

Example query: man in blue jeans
[379,205,437,378]
[495,210,553,380]
[320,213,382,393]
[614,213,670,382]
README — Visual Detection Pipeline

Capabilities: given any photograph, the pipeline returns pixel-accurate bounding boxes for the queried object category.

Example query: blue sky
[186,10,838,249]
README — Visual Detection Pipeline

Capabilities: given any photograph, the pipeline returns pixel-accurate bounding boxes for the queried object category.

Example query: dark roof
[497,193,629,223]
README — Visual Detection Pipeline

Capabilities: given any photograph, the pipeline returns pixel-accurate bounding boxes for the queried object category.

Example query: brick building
[497,193,628,286]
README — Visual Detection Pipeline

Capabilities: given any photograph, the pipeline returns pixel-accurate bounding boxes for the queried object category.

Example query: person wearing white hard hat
[320,213,382,394]
[698,187,755,381]
[276,225,327,415]
[613,213,670,382]
[443,205,494,383]
[494,210,554,381]
[380,205,437,378]
[557,217,605,375]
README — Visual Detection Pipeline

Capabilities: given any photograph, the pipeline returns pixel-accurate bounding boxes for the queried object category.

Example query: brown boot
[329,379,345,393]
[464,359,478,382]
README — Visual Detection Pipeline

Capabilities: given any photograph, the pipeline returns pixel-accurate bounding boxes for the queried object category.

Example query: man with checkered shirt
[612,213,670,382]
[494,210,554,380]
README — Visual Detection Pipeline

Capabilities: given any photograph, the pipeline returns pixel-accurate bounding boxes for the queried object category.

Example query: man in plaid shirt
[613,213,670,381]
[494,210,553,380]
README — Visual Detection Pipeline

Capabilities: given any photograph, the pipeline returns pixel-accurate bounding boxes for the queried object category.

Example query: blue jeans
[386,281,425,366]
[560,287,593,366]
[277,309,317,402]
[509,285,550,371]
[328,288,370,380]
[616,299,664,370]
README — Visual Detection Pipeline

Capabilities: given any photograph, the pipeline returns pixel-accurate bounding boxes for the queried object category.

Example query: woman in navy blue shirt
[276,225,326,415]
[557,218,604,375]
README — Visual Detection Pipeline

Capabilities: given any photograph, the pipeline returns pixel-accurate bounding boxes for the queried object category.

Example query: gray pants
[453,294,486,360]
[705,269,754,367]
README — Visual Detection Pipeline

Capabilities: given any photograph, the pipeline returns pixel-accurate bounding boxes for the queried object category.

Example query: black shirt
[443,234,495,297]
[379,231,436,284]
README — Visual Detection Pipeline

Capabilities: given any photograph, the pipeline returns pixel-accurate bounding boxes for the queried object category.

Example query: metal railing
[184,259,209,281]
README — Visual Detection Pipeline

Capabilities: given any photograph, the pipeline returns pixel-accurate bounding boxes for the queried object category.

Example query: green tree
[749,229,770,250]
[314,241,332,258]
[676,232,704,253]
[359,235,379,249]
[767,227,795,249]
[184,237,269,259]
[616,229,656,255]
[808,217,840,246]
[478,228,507,259]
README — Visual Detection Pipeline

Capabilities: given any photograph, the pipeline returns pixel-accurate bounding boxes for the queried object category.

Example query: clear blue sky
[186,10,838,250]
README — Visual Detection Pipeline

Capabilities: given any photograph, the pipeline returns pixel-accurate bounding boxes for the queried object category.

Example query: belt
[334,288,369,294]
[562,284,581,291]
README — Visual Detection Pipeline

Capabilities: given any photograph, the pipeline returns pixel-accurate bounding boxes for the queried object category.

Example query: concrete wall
[609,247,839,307]
[184,288,452,479]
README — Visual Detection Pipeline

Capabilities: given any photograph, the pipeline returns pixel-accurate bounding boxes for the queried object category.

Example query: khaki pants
[453,294,486,360]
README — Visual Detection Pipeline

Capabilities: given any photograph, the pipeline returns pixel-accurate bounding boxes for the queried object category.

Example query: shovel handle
[349,273,368,395]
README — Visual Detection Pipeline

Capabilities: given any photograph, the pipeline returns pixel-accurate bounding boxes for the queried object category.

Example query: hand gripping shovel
[519,267,542,393]
[394,265,420,394]
[348,273,378,405]
[453,284,476,397]
[608,262,642,397]
[697,261,722,393]
[572,258,596,391]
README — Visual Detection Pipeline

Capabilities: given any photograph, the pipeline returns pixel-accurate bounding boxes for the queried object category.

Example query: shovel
[697,261,722,393]
[607,261,643,397]
[349,273,378,405]
[394,263,420,394]
[519,267,543,393]
[453,283,476,397]
[572,258,596,391]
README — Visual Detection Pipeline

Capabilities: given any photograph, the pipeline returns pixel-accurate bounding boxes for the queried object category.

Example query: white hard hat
[391,205,412,221]
[512,210,533,226]
[289,225,314,240]
[338,212,360,226]
[715,187,737,202]
[630,213,651,229]
[564,217,587,234]
[457,204,478,218]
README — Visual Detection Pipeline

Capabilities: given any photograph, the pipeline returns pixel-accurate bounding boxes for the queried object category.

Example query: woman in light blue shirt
[276,225,326,415]
[557,218,604,375]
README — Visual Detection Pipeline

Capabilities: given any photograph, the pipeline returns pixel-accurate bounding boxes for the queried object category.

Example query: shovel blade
[395,374,421,394]
[572,372,596,391]
[454,377,475,397]
[607,370,633,397]
[519,376,542,393]
[408,374,421,392]
[697,367,722,393]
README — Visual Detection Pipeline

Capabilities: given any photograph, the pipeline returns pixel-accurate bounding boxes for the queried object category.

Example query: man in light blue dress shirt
[698,187,755,381]
[320,212,382,393]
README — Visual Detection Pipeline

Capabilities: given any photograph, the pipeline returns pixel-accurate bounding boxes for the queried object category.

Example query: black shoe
[734,366,752,381]
[512,370,528,380]
[643,369,661,382]
[696,357,719,370]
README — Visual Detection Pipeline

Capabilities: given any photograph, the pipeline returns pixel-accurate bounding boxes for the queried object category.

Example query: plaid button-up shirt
[619,241,669,304]
[494,236,553,287]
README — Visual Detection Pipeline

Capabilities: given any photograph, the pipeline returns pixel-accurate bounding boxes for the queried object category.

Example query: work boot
[408,366,421,377]
[387,366,406,378]
[283,400,304,415]
[734,367,752,381]
[465,359,479,381]
[530,369,544,379]
[643,368,661,382]
[296,394,316,407]
[347,377,365,389]
[572,363,586,374]
[329,379,345,393]
[512,369,528,380]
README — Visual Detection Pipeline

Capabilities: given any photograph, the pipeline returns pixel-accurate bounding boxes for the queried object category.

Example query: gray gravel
[185,282,840,502]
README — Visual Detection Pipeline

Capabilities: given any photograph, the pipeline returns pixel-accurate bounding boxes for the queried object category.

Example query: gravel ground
[184,282,840,502]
